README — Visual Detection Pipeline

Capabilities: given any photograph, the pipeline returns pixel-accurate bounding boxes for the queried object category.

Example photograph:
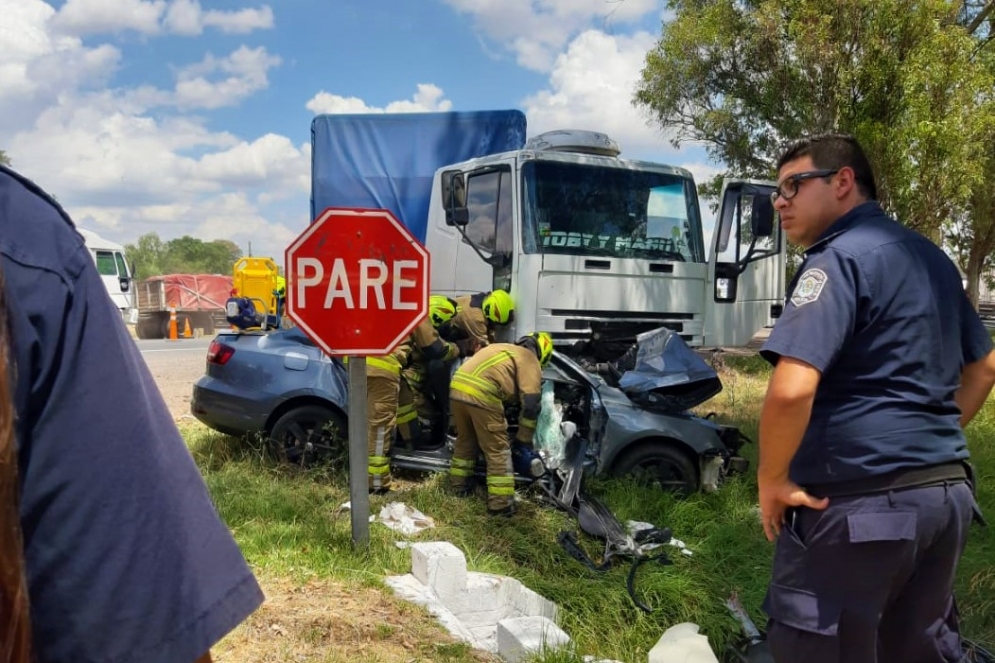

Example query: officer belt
[805,461,968,499]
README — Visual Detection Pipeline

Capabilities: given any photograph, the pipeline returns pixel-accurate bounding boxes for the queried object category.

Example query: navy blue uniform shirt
[761,201,992,485]
[0,166,264,663]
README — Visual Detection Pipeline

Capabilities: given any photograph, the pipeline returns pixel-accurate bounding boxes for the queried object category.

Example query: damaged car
[190,327,750,495]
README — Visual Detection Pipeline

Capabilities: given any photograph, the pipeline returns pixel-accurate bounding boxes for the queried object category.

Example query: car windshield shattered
[521,160,706,263]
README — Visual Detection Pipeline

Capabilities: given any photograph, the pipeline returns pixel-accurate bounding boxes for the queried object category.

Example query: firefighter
[369,299,475,491]
[365,338,413,494]
[444,289,515,348]
[398,296,476,448]
[448,331,554,516]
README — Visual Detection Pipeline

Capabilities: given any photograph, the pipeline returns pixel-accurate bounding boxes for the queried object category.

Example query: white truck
[311,113,784,362]
[426,130,783,358]
[77,228,137,323]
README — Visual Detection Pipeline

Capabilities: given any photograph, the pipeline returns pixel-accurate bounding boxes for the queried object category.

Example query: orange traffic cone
[167,306,179,341]
[182,317,193,338]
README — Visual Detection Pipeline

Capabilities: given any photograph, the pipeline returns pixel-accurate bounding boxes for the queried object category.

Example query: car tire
[268,405,347,467]
[611,442,699,496]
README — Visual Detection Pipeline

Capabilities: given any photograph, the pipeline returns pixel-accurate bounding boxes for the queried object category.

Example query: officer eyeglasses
[770,169,839,204]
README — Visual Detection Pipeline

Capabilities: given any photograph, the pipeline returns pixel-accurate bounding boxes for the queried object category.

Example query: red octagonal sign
[285,207,430,356]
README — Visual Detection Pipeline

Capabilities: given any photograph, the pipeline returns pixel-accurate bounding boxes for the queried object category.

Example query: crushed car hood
[613,328,722,413]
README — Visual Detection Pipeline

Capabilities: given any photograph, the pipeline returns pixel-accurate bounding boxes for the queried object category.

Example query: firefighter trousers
[448,400,515,512]
[367,373,399,490]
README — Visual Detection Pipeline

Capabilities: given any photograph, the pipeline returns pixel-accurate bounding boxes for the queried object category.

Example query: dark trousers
[764,482,978,663]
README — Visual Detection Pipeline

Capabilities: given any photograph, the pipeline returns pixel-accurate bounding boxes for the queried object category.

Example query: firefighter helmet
[482,289,514,325]
[428,295,458,327]
[517,331,554,368]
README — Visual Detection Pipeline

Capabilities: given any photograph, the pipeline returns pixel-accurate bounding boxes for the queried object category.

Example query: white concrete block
[497,616,572,663]
[445,572,504,616]
[410,541,467,602]
[384,574,484,650]
[500,578,558,622]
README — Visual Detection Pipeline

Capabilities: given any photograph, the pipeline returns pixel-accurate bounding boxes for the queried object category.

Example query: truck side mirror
[750,195,775,238]
[119,275,131,292]
[442,170,469,226]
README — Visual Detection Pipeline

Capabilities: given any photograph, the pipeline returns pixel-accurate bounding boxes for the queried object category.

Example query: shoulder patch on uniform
[790,268,828,307]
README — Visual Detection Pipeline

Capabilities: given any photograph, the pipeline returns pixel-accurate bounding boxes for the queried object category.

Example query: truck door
[450,165,515,296]
[703,179,783,348]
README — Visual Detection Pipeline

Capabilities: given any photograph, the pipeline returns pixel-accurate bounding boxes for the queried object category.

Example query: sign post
[285,207,429,547]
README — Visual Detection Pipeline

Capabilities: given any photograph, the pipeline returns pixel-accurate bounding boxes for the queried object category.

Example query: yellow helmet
[518,331,554,368]
[428,295,459,327]
[482,289,514,325]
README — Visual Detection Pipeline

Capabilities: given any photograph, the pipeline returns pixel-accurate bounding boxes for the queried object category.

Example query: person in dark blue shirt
[0,164,264,663]
[756,134,995,663]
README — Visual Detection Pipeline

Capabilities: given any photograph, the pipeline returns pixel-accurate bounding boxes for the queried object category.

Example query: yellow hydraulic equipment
[229,257,287,329]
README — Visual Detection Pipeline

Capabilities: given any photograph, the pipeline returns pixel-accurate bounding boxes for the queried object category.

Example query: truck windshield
[521,161,704,262]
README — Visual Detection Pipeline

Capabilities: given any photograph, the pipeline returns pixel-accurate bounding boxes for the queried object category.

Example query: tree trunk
[965,241,984,308]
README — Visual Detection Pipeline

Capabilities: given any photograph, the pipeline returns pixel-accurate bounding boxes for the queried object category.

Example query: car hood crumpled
[614,327,722,413]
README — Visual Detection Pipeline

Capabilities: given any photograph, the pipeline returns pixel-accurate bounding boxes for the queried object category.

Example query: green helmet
[482,289,514,325]
[517,331,554,368]
[428,295,458,327]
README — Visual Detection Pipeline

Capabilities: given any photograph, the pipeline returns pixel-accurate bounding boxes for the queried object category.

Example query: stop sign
[285,207,430,356]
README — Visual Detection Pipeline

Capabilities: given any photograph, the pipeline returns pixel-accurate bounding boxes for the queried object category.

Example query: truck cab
[424,129,783,360]
[77,228,137,322]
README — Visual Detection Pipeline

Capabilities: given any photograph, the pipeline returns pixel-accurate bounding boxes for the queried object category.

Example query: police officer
[0,165,263,661]
[448,332,553,516]
[757,133,995,662]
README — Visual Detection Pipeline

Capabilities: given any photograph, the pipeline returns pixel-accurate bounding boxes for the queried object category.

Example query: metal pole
[348,355,369,547]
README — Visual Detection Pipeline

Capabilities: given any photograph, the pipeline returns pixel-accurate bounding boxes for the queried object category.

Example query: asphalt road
[136,337,213,418]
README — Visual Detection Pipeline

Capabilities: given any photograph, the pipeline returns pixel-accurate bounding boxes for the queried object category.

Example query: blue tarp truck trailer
[310,110,527,238]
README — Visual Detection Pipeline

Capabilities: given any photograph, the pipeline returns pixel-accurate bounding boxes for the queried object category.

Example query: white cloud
[164,0,274,36]
[173,46,281,109]
[2,1,302,262]
[0,0,122,131]
[51,0,167,35]
[522,29,671,158]
[50,0,273,36]
[305,84,453,115]
[442,0,658,72]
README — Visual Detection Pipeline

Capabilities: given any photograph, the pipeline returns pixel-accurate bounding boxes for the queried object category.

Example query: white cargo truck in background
[77,228,137,323]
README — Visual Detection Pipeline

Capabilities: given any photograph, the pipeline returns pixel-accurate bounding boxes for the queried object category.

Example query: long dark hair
[0,262,31,662]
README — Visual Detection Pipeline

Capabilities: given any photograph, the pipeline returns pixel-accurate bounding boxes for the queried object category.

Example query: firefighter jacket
[450,293,492,348]
[364,336,413,382]
[404,318,461,389]
[450,343,543,444]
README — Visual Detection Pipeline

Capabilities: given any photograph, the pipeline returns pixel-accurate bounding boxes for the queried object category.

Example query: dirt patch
[212,574,501,663]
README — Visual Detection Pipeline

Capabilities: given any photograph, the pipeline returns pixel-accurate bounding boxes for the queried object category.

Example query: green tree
[126,233,242,280]
[125,232,167,280]
[0,150,10,166]
[635,0,995,300]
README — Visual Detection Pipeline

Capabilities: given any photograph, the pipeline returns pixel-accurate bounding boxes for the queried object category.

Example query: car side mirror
[119,276,131,292]
[750,195,775,238]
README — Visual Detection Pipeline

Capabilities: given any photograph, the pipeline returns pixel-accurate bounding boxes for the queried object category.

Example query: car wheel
[611,442,699,496]
[268,405,347,467]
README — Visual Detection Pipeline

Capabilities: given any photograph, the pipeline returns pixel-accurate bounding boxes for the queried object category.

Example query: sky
[1,0,719,260]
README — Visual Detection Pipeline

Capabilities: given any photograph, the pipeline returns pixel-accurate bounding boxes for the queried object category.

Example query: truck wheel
[268,405,347,467]
[135,317,158,339]
[611,442,699,496]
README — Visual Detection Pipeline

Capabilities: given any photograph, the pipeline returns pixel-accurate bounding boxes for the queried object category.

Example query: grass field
[187,356,995,662]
